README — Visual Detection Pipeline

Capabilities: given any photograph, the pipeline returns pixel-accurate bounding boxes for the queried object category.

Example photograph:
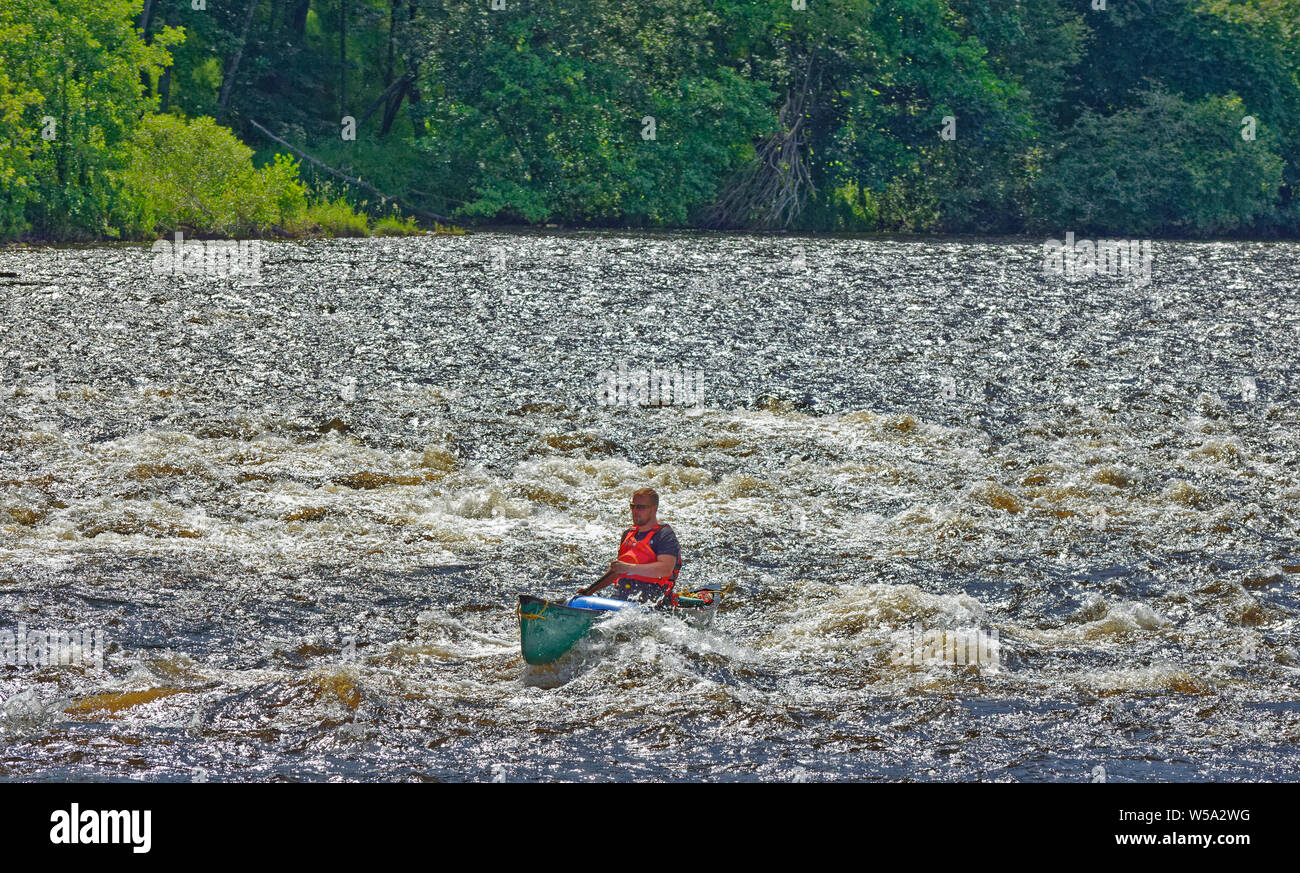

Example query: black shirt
[647,524,679,560]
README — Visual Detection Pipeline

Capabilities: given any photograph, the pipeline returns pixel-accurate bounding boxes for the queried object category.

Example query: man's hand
[607,560,635,576]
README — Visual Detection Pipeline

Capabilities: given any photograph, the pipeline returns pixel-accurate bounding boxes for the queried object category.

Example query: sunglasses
[630,503,652,509]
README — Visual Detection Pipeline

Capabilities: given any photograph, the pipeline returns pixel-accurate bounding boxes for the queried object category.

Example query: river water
[1,232,1297,781]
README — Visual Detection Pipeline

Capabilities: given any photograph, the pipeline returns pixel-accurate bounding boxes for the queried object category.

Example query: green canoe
[518,590,721,666]
[518,595,603,665]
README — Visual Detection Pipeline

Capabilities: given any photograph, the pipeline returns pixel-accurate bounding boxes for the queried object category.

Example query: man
[577,488,681,603]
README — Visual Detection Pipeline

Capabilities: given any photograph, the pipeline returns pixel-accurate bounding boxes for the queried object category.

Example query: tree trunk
[384,0,397,87]
[138,0,155,34]
[291,0,310,39]
[158,9,177,112]
[379,78,410,136]
[218,0,261,118]
[138,0,156,96]
[339,0,348,118]
[360,72,413,134]
[704,58,817,229]
[404,1,422,137]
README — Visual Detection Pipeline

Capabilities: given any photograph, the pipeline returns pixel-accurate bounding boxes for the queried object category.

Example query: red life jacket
[615,524,679,589]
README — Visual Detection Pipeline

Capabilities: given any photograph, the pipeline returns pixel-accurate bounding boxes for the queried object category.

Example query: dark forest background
[2,0,1296,240]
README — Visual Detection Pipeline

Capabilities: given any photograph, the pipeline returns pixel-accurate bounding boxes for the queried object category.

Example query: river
[1,231,1297,781]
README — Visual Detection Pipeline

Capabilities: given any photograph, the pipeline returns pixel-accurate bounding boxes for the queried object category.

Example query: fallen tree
[248,119,462,227]
[703,60,817,230]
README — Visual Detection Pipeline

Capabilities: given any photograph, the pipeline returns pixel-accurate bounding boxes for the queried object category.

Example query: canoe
[518,589,721,666]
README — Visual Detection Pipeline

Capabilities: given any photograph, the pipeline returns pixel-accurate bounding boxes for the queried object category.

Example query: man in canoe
[577,487,681,603]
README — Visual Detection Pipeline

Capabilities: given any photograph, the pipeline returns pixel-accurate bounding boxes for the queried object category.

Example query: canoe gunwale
[518,593,615,620]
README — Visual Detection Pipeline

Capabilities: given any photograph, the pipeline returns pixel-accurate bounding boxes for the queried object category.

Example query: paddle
[575,570,617,598]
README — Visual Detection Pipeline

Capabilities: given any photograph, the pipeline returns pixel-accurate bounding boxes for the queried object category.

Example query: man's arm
[604,556,676,580]
[638,554,678,579]
[577,554,677,595]
[578,562,637,596]
[647,527,681,581]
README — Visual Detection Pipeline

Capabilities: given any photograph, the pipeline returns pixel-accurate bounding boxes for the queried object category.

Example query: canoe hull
[518,595,602,665]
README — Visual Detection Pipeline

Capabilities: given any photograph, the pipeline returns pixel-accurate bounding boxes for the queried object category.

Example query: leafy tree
[1033,88,1284,236]
[412,0,775,224]
[0,0,177,239]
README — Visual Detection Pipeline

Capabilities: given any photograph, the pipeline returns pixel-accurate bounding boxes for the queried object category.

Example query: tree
[1033,88,1284,236]
[0,0,177,239]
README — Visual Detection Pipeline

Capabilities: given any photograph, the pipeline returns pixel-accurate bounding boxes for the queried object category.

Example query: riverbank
[9,223,1300,248]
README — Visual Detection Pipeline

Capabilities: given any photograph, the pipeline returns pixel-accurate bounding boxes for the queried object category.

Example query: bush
[297,198,369,237]
[371,213,422,236]
[121,114,308,237]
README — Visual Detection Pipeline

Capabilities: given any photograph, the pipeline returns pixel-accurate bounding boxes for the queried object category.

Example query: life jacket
[615,524,679,590]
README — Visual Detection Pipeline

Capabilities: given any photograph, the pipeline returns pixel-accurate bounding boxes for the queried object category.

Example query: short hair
[632,487,659,507]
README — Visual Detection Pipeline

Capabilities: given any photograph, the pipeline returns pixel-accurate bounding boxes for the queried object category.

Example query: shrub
[121,114,308,237]
[298,198,370,237]
[371,214,422,236]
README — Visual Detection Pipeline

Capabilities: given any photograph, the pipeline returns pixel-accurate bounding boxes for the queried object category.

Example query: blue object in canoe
[567,595,638,612]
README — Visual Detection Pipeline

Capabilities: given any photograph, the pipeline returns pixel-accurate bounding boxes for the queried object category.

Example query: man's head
[630,487,659,528]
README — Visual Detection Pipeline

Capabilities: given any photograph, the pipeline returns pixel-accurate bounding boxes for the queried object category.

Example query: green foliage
[3,0,1299,239]
[950,0,1086,121]
[371,213,421,236]
[627,72,776,226]
[0,61,34,237]
[0,0,177,239]
[1058,0,1298,234]
[417,1,776,226]
[799,183,879,233]
[280,137,458,222]
[298,197,370,237]
[1033,89,1284,236]
[121,115,308,237]
[840,0,1041,232]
